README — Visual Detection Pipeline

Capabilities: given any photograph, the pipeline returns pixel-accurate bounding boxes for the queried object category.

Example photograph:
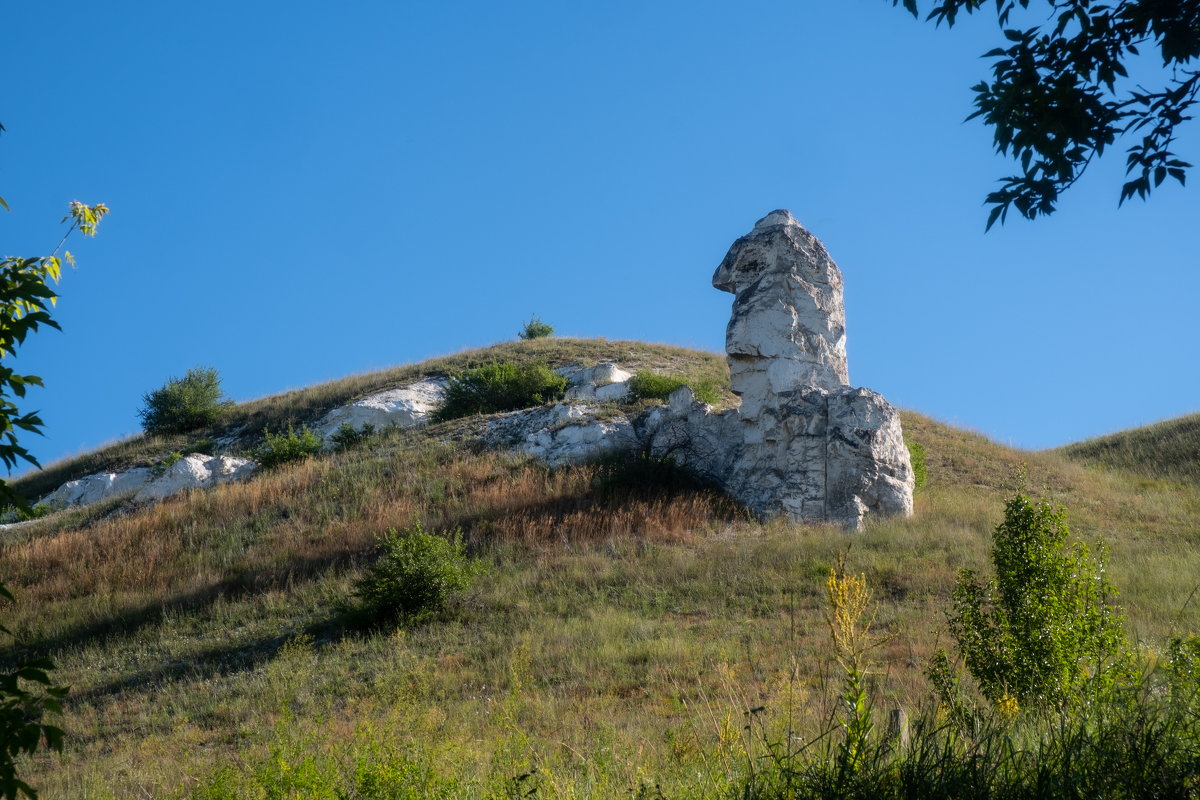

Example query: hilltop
[1059,411,1200,485]
[3,339,1199,798]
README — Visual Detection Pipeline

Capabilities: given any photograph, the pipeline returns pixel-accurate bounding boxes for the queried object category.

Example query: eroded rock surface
[314,378,448,442]
[643,211,913,529]
[486,403,637,467]
[39,454,258,511]
[40,467,155,510]
[133,454,258,503]
[559,363,633,402]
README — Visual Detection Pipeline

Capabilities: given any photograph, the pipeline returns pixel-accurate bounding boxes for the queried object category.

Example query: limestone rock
[486,402,637,467]
[559,363,633,402]
[314,377,448,442]
[714,209,849,417]
[640,210,913,530]
[133,454,257,503]
[40,467,155,510]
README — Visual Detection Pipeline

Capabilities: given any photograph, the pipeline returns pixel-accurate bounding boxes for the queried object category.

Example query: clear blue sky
[4,0,1197,472]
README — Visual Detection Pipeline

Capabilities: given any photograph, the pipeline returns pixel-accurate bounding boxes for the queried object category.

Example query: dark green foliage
[0,585,66,800]
[627,370,720,405]
[254,424,323,468]
[432,362,567,422]
[329,422,375,451]
[138,366,231,435]
[517,315,554,340]
[905,439,927,491]
[943,494,1129,709]
[352,523,474,623]
[889,0,1199,225]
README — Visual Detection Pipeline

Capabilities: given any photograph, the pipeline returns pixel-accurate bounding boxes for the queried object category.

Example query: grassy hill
[1059,411,1200,485]
[3,340,1199,798]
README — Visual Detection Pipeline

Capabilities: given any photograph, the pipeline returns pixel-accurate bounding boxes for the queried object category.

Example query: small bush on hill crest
[433,362,567,422]
[517,315,554,340]
[138,366,231,435]
[352,522,475,624]
[253,424,323,468]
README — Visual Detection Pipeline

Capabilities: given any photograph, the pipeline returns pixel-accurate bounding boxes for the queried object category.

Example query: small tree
[517,315,554,340]
[939,494,1129,711]
[137,366,230,435]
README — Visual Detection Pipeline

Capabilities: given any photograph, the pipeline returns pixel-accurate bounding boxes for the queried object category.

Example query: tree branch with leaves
[890,0,1199,227]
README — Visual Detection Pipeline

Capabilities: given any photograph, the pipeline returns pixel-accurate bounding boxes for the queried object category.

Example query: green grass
[1060,411,1200,485]
[2,341,1199,797]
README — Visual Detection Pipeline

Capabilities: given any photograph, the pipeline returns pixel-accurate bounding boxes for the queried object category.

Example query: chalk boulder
[486,402,637,467]
[133,454,258,503]
[313,378,448,442]
[40,467,155,510]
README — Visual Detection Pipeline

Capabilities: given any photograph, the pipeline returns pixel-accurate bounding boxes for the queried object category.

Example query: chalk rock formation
[486,403,637,467]
[39,453,258,511]
[644,211,913,529]
[313,378,448,443]
[559,363,633,402]
[40,467,155,510]
[134,454,258,503]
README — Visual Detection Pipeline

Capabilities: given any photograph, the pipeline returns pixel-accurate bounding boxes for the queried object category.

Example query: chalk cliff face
[643,210,913,529]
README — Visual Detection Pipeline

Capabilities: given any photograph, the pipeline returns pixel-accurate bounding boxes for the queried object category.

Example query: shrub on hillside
[138,366,231,435]
[517,315,554,340]
[329,422,376,451]
[932,494,1130,711]
[433,362,567,422]
[253,424,323,468]
[627,370,720,405]
[353,522,475,623]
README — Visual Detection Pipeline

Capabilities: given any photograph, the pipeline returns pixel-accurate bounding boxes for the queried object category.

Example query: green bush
[329,422,375,451]
[150,450,184,477]
[517,315,554,340]
[935,494,1129,710]
[138,366,231,435]
[433,362,567,422]
[353,522,474,623]
[253,424,323,468]
[906,440,927,491]
[627,370,720,405]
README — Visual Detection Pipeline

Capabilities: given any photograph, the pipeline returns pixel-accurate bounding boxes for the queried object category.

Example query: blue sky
[4,0,1197,472]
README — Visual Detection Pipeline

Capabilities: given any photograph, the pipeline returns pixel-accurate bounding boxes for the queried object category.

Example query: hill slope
[3,340,1198,799]
[1060,411,1200,484]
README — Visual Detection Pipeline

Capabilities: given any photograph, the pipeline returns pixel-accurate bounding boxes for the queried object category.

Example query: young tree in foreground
[889,0,1199,227]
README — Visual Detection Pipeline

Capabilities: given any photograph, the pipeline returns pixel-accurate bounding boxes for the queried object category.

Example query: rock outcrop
[486,403,637,467]
[39,454,258,511]
[313,378,448,443]
[642,210,913,529]
[39,467,155,510]
[133,454,258,503]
